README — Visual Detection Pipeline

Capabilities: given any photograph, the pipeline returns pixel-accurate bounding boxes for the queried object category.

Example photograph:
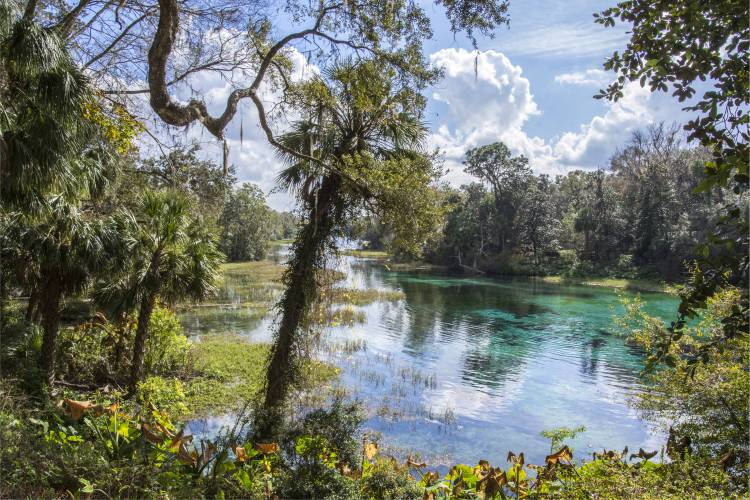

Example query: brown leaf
[234,446,247,462]
[142,423,163,444]
[254,442,279,454]
[201,441,217,465]
[629,448,657,461]
[168,429,192,452]
[177,442,197,466]
[62,399,96,420]
[364,441,378,460]
[545,445,573,466]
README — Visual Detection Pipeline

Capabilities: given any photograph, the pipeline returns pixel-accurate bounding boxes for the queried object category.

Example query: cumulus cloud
[554,68,610,87]
[426,49,686,180]
[427,48,550,183]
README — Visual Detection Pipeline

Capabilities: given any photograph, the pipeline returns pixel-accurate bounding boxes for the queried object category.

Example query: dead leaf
[142,423,163,444]
[234,446,247,462]
[364,441,378,460]
[62,399,96,420]
[545,445,573,466]
[254,442,279,454]
[629,448,658,461]
[177,442,197,466]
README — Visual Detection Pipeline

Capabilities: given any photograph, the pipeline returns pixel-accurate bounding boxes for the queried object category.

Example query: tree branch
[53,0,93,37]
[83,10,153,69]
[22,0,38,21]
[146,0,340,139]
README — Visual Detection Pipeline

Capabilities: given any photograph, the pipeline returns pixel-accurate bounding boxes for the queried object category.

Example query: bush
[137,376,189,417]
[142,305,192,377]
[54,305,191,386]
[360,458,422,499]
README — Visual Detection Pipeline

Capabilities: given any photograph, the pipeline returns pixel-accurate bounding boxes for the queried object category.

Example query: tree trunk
[129,293,156,391]
[258,175,340,437]
[25,288,38,322]
[39,280,62,385]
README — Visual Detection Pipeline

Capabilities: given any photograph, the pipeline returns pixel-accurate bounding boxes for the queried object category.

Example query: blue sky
[162,0,693,210]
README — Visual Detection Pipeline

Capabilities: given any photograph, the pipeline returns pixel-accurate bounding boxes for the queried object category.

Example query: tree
[1,201,112,383]
[96,190,223,390]
[597,0,748,357]
[463,142,532,252]
[573,170,622,262]
[0,2,118,210]
[256,60,441,432]
[438,183,494,268]
[134,145,235,220]
[517,174,558,264]
[219,183,273,262]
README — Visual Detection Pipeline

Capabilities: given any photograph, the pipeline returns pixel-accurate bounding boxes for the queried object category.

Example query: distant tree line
[429,123,735,281]
[352,123,736,282]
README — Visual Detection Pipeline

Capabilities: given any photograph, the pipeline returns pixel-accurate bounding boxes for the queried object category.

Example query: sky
[154,0,695,211]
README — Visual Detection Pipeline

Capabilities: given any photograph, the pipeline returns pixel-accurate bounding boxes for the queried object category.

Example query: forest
[0,0,747,498]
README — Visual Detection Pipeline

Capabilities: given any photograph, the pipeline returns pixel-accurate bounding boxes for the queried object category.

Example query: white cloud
[426,49,686,180]
[427,48,551,183]
[498,22,628,59]
[554,68,610,87]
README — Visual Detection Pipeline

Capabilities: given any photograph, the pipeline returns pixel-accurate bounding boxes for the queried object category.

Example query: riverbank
[342,248,678,294]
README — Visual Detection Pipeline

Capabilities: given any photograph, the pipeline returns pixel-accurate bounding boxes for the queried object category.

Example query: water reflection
[179,254,678,466]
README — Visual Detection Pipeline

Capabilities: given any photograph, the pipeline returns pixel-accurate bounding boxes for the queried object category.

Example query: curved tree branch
[146,0,338,140]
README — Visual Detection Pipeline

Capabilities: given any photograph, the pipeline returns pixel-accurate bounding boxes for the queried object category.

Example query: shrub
[137,376,189,417]
[142,305,192,377]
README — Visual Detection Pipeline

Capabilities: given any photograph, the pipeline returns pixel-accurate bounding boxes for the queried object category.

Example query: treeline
[357,123,731,282]
[122,145,297,262]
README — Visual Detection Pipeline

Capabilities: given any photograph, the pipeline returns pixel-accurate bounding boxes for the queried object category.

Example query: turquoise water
[181,253,678,467]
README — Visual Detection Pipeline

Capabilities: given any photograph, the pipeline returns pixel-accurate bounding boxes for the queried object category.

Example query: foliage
[141,305,192,377]
[540,425,586,453]
[464,142,532,253]
[596,0,749,364]
[0,200,117,382]
[137,376,189,417]
[95,189,223,388]
[0,3,109,210]
[260,58,442,421]
[219,183,273,262]
[427,126,727,282]
[132,144,235,220]
[617,289,749,485]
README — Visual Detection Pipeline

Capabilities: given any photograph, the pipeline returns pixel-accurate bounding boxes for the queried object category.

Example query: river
[179,250,678,467]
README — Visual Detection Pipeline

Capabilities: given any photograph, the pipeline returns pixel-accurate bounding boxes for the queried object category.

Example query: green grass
[221,259,285,280]
[539,276,677,294]
[183,335,339,417]
[341,249,390,258]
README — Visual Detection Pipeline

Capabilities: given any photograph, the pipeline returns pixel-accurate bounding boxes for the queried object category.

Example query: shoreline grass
[538,275,677,294]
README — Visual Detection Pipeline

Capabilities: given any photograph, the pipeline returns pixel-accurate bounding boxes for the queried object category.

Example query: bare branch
[53,0,93,37]
[84,10,153,69]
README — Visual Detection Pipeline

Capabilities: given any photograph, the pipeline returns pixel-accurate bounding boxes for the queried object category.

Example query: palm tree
[258,60,434,432]
[96,189,223,391]
[0,3,110,211]
[0,199,112,383]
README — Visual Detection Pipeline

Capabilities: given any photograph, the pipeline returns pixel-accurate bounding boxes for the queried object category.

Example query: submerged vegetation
[1,0,747,497]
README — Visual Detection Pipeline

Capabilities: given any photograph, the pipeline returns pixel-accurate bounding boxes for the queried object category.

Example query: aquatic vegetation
[309,304,367,327]
[185,335,339,418]
[323,287,405,306]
